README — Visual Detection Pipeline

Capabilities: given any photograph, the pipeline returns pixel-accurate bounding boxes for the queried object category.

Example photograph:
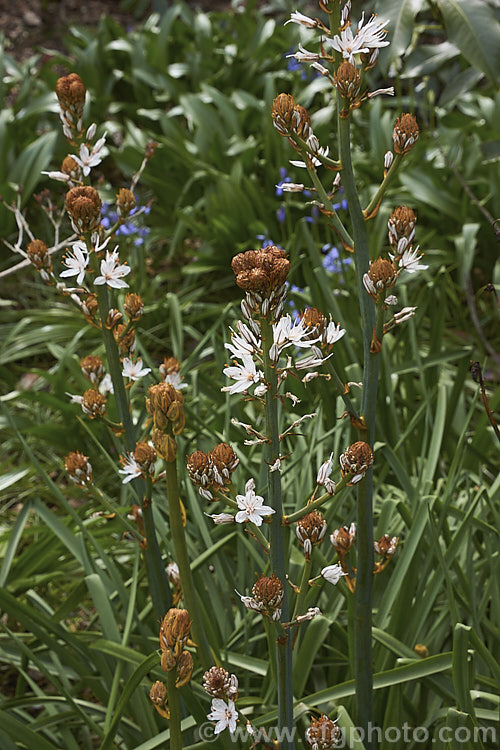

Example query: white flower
[73,132,107,177]
[321,564,347,585]
[235,479,275,526]
[273,314,319,352]
[41,170,71,183]
[296,607,322,623]
[394,306,417,324]
[60,242,89,285]
[328,14,390,64]
[397,246,428,273]
[166,561,180,582]
[225,321,261,360]
[164,371,187,389]
[311,61,330,77]
[290,145,330,169]
[94,248,131,289]
[285,10,319,28]
[384,295,398,306]
[205,513,235,525]
[384,151,394,170]
[99,373,114,395]
[66,392,83,405]
[119,454,142,484]
[324,320,346,345]
[317,453,334,485]
[221,354,264,394]
[286,44,320,63]
[122,357,151,381]
[207,698,238,735]
[277,182,305,193]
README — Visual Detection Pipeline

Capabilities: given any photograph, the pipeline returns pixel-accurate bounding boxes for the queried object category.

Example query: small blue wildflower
[333,188,348,212]
[322,243,353,273]
[277,205,286,224]
[286,48,307,80]
[256,233,274,248]
[276,167,291,197]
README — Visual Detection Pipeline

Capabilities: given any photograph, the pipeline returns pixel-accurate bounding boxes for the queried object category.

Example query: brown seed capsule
[271,93,297,134]
[334,61,361,103]
[149,681,169,719]
[210,443,239,485]
[364,257,398,300]
[26,239,52,277]
[61,155,81,183]
[330,524,356,553]
[305,714,342,749]
[123,293,144,321]
[393,113,419,155]
[414,643,430,658]
[64,450,92,485]
[82,294,98,318]
[203,666,239,700]
[116,187,136,218]
[133,442,157,475]
[388,206,417,252]
[374,534,398,558]
[65,186,102,234]
[80,355,103,384]
[252,574,284,612]
[81,389,107,418]
[231,245,290,298]
[296,511,327,559]
[152,429,177,462]
[159,356,181,377]
[175,650,194,688]
[186,450,214,488]
[292,104,312,138]
[339,441,373,484]
[160,608,191,658]
[301,306,327,332]
[55,73,86,130]
[113,324,136,356]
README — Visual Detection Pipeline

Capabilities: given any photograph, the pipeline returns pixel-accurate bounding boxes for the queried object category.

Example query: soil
[0,0,232,64]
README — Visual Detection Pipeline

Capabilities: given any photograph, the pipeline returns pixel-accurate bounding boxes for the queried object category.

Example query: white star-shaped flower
[285,10,319,28]
[225,321,261,360]
[324,320,346,345]
[235,479,275,526]
[321,563,347,585]
[273,314,319,352]
[207,698,238,735]
[60,241,89,285]
[94,248,131,289]
[119,454,142,484]
[327,15,390,64]
[163,371,187,390]
[397,246,428,273]
[221,354,263,395]
[122,357,151,381]
[72,133,107,177]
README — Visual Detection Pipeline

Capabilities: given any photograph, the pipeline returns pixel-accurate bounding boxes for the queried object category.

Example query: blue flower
[322,243,353,273]
[277,205,286,224]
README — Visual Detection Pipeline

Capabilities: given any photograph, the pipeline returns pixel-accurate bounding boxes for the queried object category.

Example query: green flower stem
[260,315,295,750]
[338,107,379,748]
[291,557,313,622]
[283,475,349,525]
[165,671,183,750]
[164,431,213,670]
[363,153,404,219]
[86,245,171,618]
[306,163,354,250]
[324,359,360,422]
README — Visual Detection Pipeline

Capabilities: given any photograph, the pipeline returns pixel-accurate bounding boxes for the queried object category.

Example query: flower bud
[203,666,239,700]
[133,442,157,476]
[116,188,136,218]
[64,450,92,485]
[339,441,373,485]
[152,429,177,462]
[81,389,107,419]
[305,714,342,749]
[271,93,296,134]
[123,292,144,321]
[330,523,356,553]
[296,511,327,560]
[334,61,361,106]
[251,574,284,620]
[26,239,53,280]
[149,681,169,719]
[393,113,419,155]
[80,355,103,384]
[175,650,193,687]
[210,443,239,485]
[61,155,81,184]
[65,186,102,234]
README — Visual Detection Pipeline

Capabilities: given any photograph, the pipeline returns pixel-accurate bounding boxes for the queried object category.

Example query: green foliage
[1,1,499,749]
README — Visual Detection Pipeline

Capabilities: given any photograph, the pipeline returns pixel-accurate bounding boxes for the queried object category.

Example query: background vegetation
[0,0,498,748]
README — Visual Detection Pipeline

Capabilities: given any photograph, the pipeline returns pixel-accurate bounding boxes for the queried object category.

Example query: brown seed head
[160,608,191,657]
[414,643,430,658]
[203,666,239,700]
[113,324,136,356]
[231,245,290,299]
[367,258,398,291]
[26,240,52,273]
[159,356,181,377]
[339,441,373,482]
[388,206,417,250]
[123,293,144,321]
[80,355,103,384]
[149,681,169,719]
[65,186,102,234]
[61,155,81,182]
[301,306,327,333]
[81,389,107,419]
[296,511,327,559]
[374,534,398,558]
[133,442,157,475]
[106,309,123,329]
[175,650,194,688]
[252,574,284,611]
[334,61,361,102]
[82,294,98,318]
[186,450,214,487]
[116,188,136,218]
[271,93,296,133]
[145,141,157,160]
[330,524,356,553]
[210,443,239,484]
[292,104,312,137]
[393,113,419,155]
[64,451,92,485]
[55,73,86,119]
[152,429,177,462]
[305,714,342,749]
